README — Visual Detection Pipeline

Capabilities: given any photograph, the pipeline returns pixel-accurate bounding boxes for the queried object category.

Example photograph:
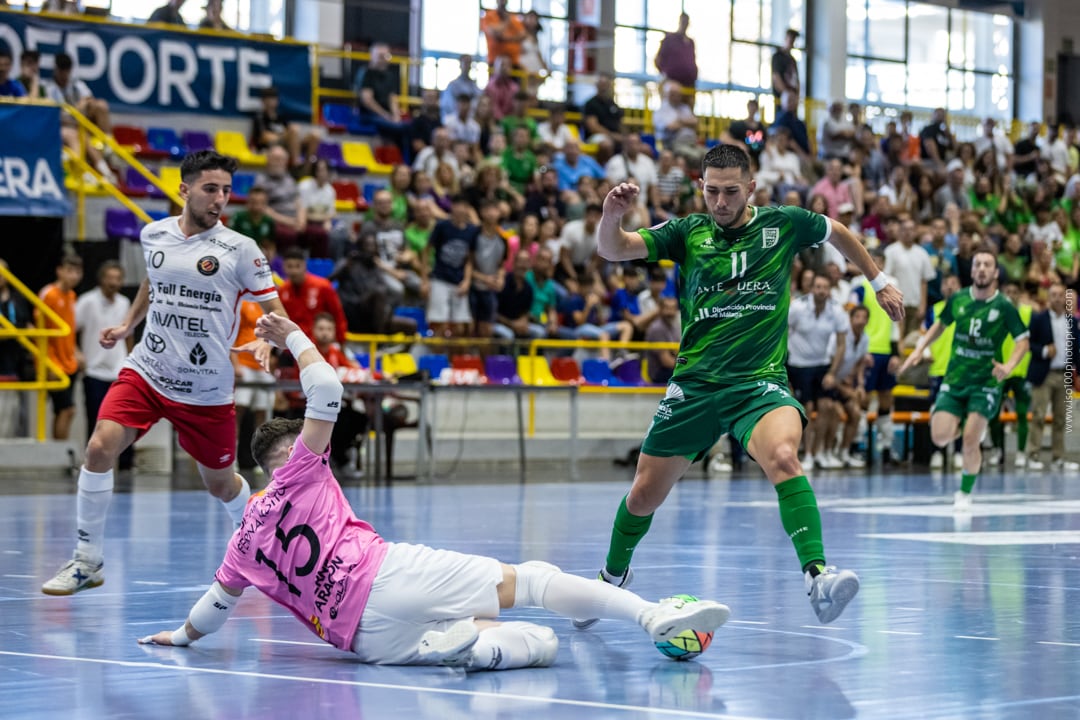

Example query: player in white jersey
[42,151,288,596]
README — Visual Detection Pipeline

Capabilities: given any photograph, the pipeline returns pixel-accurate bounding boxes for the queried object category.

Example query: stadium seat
[613,356,646,385]
[549,356,583,384]
[149,166,183,199]
[146,209,170,221]
[342,142,393,174]
[112,125,149,155]
[316,142,347,171]
[374,145,403,166]
[147,127,185,160]
[381,352,418,378]
[182,130,214,153]
[230,171,257,203]
[104,207,140,241]
[215,130,267,166]
[121,168,151,198]
[516,356,560,385]
[581,358,624,386]
[418,353,449,379]
[640,134,657,155]
[322,103,352,133]
[362,182,383,204]
[392,306,428,336]
[450,355,485,374]
[354,352,370,369]
[306,258,335,278]
[332,179,363,212]
[485,355,520,385]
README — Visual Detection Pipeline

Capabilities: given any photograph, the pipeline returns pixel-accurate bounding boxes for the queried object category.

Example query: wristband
[171,625,192,647]
[869,273,889,293]
[285,329,316,359]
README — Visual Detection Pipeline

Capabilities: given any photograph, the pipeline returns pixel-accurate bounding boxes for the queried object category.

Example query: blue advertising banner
[0,10,312,119]
[0,104,70,218]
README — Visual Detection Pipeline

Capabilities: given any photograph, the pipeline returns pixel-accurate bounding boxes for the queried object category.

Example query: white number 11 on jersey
[730,251,747,279]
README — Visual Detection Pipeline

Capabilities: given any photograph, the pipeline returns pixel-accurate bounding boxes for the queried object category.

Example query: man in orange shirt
[232,301,277,474]
[277,247,348,344]
[39,255,84,440]
[481,0,525,66]
[312,312,368,472]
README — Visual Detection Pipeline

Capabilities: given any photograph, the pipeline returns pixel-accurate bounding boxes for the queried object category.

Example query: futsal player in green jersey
[899,248,1030,511]
[579,145,904,627]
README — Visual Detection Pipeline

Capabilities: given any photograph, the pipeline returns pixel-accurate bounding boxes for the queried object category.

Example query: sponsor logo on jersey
[145,332,166,353]
[988,309,999,322]
[197,255,220,276]
[155,282,224,304]
[189,343,208,366]
[664,383,685,401]
[205,236,240,253]
[762,227,779,248]
[254,257,268,267]
[737,281,772,293]
[151,310,208,335]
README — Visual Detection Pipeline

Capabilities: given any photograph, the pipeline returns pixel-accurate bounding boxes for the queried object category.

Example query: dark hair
[97,259,122,282]
[701,143,751,178]
[513,91,530,102]
[973,244,998,262]
[180,150,239,183]
[313,312,336,326]
[59,254,83,269]
[260,86,279,99]
[250,417,304,475]
[20,50,40,63]
[54,52,73,71]
[450,193,471,206]
[0,49,11,62]
[247,185,268,197]
[850,305,870,318]
[585,202,603,214]
[282,247,307,262]
[478,197,501,212]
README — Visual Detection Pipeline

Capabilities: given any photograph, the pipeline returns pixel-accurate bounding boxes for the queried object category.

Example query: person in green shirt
[1056,203,1080,286]
[501,126,537,194]
[578,144,905,628]
[900,249,1030,512]
[997,233,1028,285]
[524,245,559,336]
[499,91,539,143]
[229,186,276,254]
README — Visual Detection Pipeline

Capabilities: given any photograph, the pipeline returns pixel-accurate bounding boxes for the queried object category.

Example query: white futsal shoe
[805,566,860,624]
[41,553,104,596]
[638,596,730,644]
[418,620,480,667]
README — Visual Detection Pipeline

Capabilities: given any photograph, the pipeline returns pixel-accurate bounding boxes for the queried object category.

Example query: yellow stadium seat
[381,352,418,378]
[158,166,183,197]
[215,131,267,167]
[342,141,393,174]
[516,356,561,386]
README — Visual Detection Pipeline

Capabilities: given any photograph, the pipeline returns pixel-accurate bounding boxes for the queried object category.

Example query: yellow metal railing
[0,264,75,442]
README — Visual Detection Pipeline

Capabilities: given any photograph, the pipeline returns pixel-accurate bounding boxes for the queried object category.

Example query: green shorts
[932,381,1003,422]
[641,378,807,462]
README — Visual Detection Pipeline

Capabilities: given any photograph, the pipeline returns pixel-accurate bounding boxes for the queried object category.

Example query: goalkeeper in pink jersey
[138,313,730,669]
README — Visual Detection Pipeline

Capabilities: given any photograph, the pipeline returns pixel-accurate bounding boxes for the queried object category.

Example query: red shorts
[98,368,237,470]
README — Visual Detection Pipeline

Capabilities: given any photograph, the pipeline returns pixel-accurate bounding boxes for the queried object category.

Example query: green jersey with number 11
[639,205,831,386]
[938,288,1028,387]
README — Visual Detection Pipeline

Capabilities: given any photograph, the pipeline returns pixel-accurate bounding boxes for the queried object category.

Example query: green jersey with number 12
[639,205,830,386]
[938,288,1028,387]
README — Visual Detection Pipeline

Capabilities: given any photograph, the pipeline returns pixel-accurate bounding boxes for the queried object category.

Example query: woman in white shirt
[298,160,337,258]
[758,128,807,202]
[518,11,549,91]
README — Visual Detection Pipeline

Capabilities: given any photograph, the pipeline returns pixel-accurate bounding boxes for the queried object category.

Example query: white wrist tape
[285,329,316,359]
[170,625,192,646]
[188,581,239,638]
[300,362,344,422]
[869,272,889,293]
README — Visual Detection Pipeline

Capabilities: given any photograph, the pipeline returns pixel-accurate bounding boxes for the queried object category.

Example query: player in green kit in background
[899,248,1030,512]
[579,145,905,627]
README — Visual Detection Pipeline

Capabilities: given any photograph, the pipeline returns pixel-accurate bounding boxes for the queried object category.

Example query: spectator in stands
[852,247,901,464]
[472,94,499,156]
[410,88,443,157]
[649,149,686,222]
[199,0,229,30]
[484,55,520,121]
[998,233,1028,285]
[885,216,934,337]
[771,28,800,110]
[257,145,305,252]
[0,49,26,98]
[38,255,83,441]
[923,218,959,304]
[405,197,437,264]
[1026,202,1064,249]
[45,52,114,182]
[1025,244,1061,305]
[0,259,33,438]
[441,55,481,122]
[75,261,133,471]
[356,42,413,162]
[444,94,481,148]
[526,246,559,337]
[552,140,604,194]
[911,170,937,224]
[537,103,574,153]
[427,195,478,339]
[481,0,525,66]
[232,301,275,474]
[828,305,870,468]
[605,133,657,201]
[818,100,856,161]
[494,250,540,340]
[500,91,538,143]
[758,126,807,203]
[309,312,369,473]
[558,203,602,286]
[933,158,972,215]
[251,87,317,170]
[413,126,459,180]
[610,267,656,341]
[148,0,185,24]
[772,91,810,159]
[229,186,276,255]
[810,159,853,219]
[40,0,82,13]
[653,81,701,165]
[654,12,697,90]
[919,107,955,169]
[1028,283,1078,470]
[1012,122,1042,183]
[16,50,45,100]
[467,161,523,221]
[295,160,335,258]
[470,199,509,340]
[518,9,549,89]
[1043,123,1071,182]
[365,188,421,305]
[974,118,1013,176]
[642,294,679,384]
[583,72,624,158]
[722,98,767,164]
[500,125,537,194]
[278,247,348,344]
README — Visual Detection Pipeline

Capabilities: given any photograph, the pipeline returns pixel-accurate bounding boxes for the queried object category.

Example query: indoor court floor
[1,464,1078,719]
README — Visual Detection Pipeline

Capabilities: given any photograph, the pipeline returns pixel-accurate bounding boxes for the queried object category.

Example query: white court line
[1037,641,1080,648]
[895,607,924,611]
[878,630,922,636]
[251,638,328,648]
[133,581,168,586]
[3,574,36,579]
[954,635,998,641]
[0,650,761,720]
[3,550,22,554]
[726,620,768,625]
[800,625,847,632]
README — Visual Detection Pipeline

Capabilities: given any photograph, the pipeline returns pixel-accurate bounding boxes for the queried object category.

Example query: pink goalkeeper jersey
[215,437,388,651]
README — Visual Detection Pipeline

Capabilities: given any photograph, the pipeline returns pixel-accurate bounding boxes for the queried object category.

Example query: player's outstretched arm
[598,183,650,262]
[101,278,150,349]
[232,298,291,372]
[254,312,342,455]
[827,219,905,321]
[137,581,243,647]
[996,336,1030,381]
[898,321,944,375]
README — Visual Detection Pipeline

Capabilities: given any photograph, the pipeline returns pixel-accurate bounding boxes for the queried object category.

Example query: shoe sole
[648,602,731,643]
[418,620,479,666]
[42,577,105,596]
[814,573,860,624]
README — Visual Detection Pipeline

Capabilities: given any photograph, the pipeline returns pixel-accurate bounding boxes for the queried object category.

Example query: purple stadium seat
[613,356,645,385]
[484,355,520,385]
[104,208,140,241]
[122,168,151,198]
[316,142,345,170]
[182,130,214,153]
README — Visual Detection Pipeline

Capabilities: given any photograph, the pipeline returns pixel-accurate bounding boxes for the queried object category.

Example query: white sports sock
[540,572,651,625]
[222,475,251,525]
[75,467,114,562]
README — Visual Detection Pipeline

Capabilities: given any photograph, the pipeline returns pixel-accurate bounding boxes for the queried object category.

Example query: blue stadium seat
[418,353,449,379]
[393,306,428,336]
[146,210,170,222]
[307,258,335,278]
[147,127,185,160]
[230,172,257,203]
[362,182,382,204]
[581,358,624,386]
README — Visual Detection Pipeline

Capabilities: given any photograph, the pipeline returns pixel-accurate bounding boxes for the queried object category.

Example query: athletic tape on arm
[188,581,240,637]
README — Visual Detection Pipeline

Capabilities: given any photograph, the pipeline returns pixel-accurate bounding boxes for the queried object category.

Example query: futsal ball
[653,594,714,661]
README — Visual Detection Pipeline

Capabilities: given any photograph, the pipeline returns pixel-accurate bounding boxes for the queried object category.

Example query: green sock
[1016,400,1030,453]
[604,494,653,577]
[775,476,825,573]
[960,472,977,494]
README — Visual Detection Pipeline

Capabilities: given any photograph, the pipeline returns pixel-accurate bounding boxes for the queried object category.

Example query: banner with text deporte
[0,10,312,119]
[0,104,70,217]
